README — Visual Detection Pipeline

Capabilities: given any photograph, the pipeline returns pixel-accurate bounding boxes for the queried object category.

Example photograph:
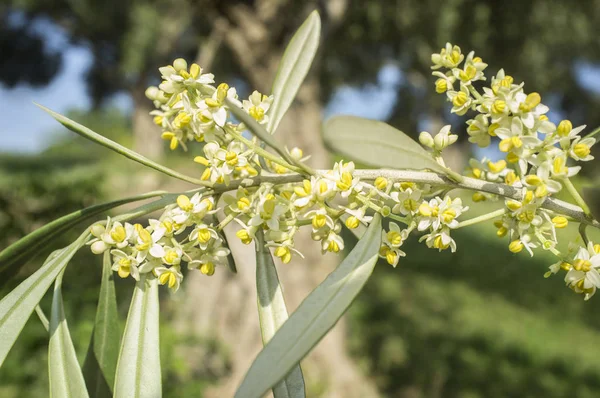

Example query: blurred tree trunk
[174,3,378,396]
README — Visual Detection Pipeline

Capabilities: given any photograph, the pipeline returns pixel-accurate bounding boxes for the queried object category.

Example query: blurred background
[3,0,600,397]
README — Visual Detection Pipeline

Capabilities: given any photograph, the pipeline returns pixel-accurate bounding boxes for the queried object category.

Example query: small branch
[456,208,506,229]
[207,169,600,230]
[562,177,592,218]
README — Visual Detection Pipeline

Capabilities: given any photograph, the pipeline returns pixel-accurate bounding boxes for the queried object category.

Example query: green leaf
[0,190,167,285]
[235,214,382,398]
[83,251,121,397]
[49,270,90,398]
[113,275,161,398]
[225,99,297,167]
[0,231,89,367]
[267,11,321,135]
[36,104,209,186]
[323,115,448,173]
[255,231,305,398]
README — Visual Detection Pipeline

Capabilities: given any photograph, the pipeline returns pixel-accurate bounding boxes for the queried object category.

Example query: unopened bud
[173,58,188,72]
[419,131,434,148]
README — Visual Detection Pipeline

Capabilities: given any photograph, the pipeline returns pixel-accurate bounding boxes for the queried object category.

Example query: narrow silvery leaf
[0,190,167,285]
[323,115,448,174]
[113,276,161,398]
[226,99,297,167]
[36,104,208,186]
[267,11,321,134]
[255,231,305,398]
[235,215,382,398]
[83,251,121,397]
[49,270,90,398]
[0,231,89,367]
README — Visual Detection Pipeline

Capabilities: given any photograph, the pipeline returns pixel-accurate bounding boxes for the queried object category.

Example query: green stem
[225,126,304,174]
[468,85,484,102]
[584,125,600,139]
[562,177,592,217]
[456,208,506,229]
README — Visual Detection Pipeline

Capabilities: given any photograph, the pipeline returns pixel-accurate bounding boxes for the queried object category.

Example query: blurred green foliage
[350,216,600,398]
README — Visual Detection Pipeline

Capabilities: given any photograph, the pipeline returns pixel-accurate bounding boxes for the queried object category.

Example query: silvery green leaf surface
[267,11,321,135]
[49,270,90,398]
[37,104,208,186]
[323,115,447,173]
[83,251,121,397]
[113,276,161,398]
[0,232,89,367]
[255,230,305,398]
[235,214,382,398]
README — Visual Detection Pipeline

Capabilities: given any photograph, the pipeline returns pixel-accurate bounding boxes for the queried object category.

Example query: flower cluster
[83,50,598,301]
[432,43,598,299]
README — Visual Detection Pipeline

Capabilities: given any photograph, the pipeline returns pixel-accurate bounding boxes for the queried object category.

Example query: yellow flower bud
[200,262,215,276]
[374,177,388,190]
[487,160,507,174]
[236,229,252,245]
[557,120,572,137]
[435,78,448,93]
[472,192,486,202]
[345,216,360,229]
[492,100,506,114]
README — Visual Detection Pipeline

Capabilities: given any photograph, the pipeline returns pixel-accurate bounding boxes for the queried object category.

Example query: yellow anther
[573,259,592,272]
[523,190,534,204]
[435,78,448,93]
[501,76,513,88]
[452,91,468,107]
[312,214,327,229]
[534,184,548,198]
[345,216,360,229]
[450,49,462,65]
[274,247,292,264]
[249,106,265,121]
[237,197,250,211]
[387,231,403,246]
[442,209,457,223]
[236,229,252,244]
[496,227,508,238]
[505,171,518,185]
[161,221,173,233]
[164,250,179,265]
[553,156,567,175]
[511,136,523,149]
[552,216,568,229]
[200,262,215,276]
[488,159,507,173]
[386,250,398,266]
[177,195,193,211]
[110,226,126,243]
[201,168,211,181]
[216,83,229,102]
[560,262,572,271]
[336,172,353,191]
[459,65,477,81]
[327,240,341,253]
[194,156,209,166]
[473,56,482,63]
[557,120,573,137]
[201,198,213,211]
[509,240,524,253]
[159,271,177,288]
[519,92,541,112]
[197,228,211,243]
[499,138,513,152]
[161,131,174,140]
[418,203,433,217]
[488,123,500,137]
[374,177,388,190]
[318,180,330,195]
[472,168,482,179]
[153,116,163,126]
[539,115,549,121]
[225,151,238,166]
[525,175,542,186]
[492,100,506,114]
[433,235,449,250]
[169,136,179,150]
[117,265,130,279]
[573,143,591,158]
[294,180,311,197]
[506,200,522,212]
[189,63,201,79]
[403,199,419,212]
[173,112,191,129]
[205,98,220,107]
[136,229,152,251]
[472,192,486,202]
